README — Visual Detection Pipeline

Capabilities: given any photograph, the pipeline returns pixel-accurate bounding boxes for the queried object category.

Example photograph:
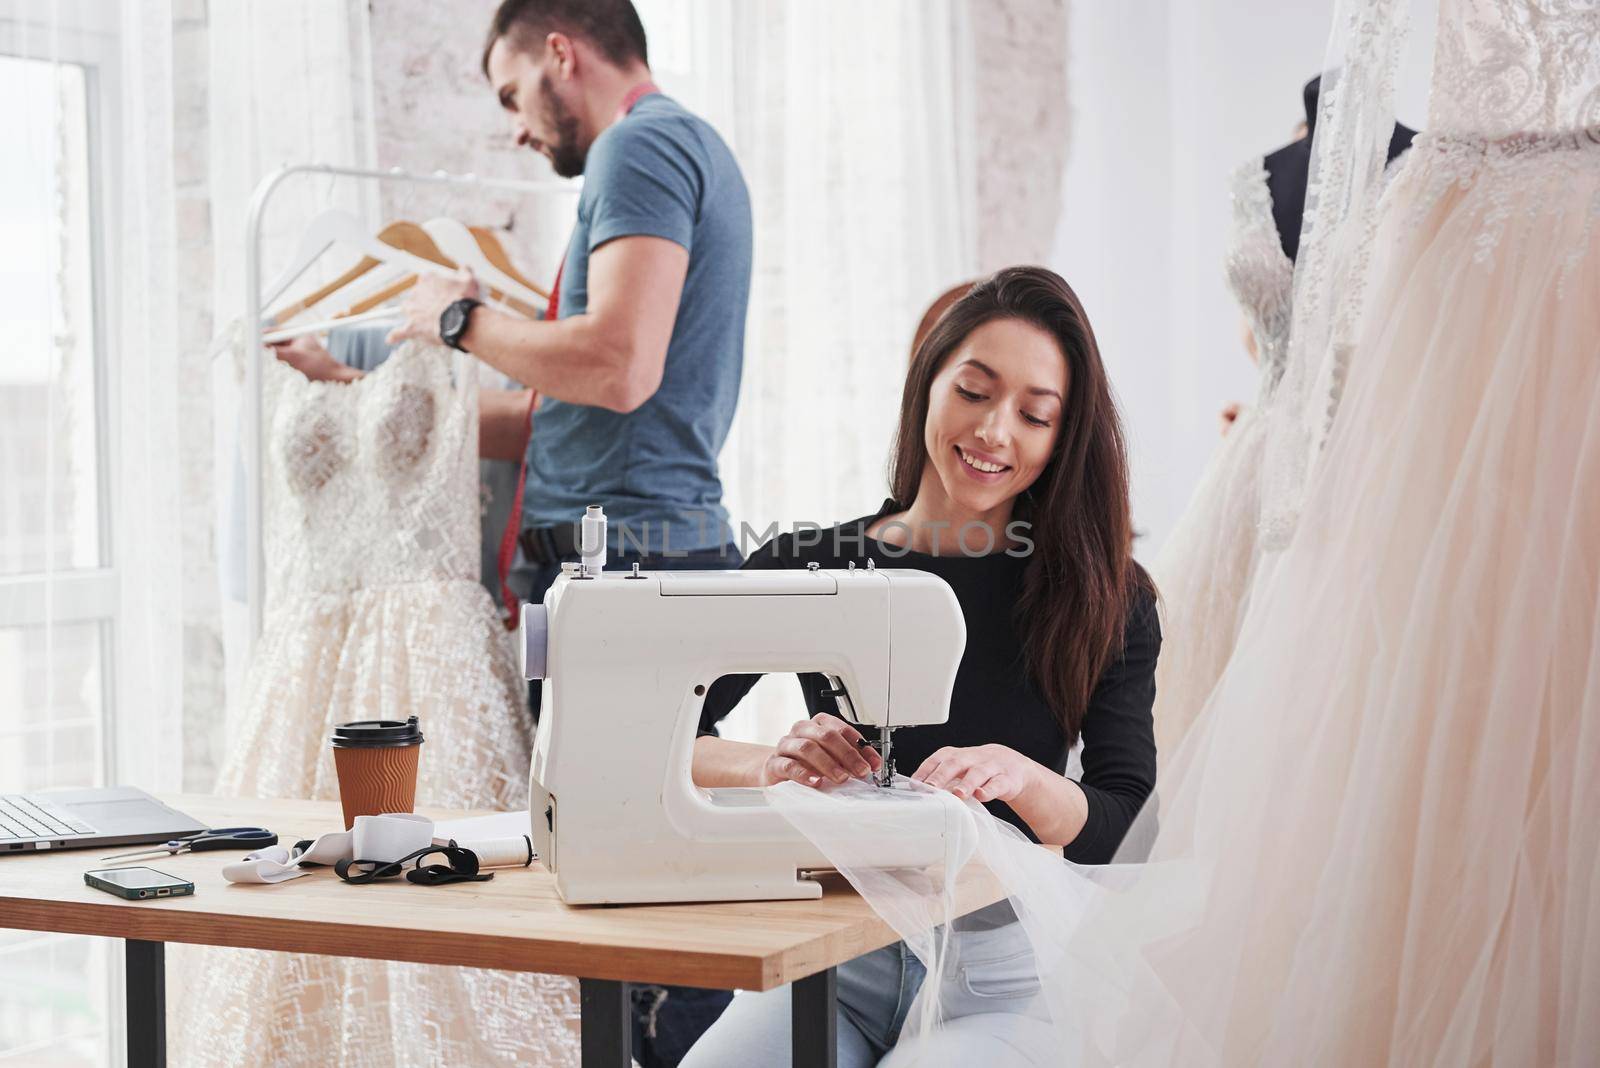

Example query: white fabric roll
[350,813,434,863]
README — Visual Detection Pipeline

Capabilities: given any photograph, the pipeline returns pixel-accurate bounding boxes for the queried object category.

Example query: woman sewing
[685,265,1160,1067]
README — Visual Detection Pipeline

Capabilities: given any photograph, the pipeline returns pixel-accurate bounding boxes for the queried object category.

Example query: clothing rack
[243,163,576,649]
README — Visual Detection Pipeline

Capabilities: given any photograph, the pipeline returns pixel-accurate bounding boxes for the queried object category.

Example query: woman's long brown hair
[888,266,1146,745]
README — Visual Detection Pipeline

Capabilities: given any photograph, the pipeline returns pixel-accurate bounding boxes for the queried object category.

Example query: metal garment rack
[242,163,576,648]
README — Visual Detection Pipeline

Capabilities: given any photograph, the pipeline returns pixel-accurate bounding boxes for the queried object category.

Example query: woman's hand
[761,713,883,788]
[912,744,1038,803]
[270,334,361,383]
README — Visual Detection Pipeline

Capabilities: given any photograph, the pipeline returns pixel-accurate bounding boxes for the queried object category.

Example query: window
[0,14,120,1067]
[0,50,113,791]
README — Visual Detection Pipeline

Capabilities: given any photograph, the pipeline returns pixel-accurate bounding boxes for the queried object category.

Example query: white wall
[1051,0,1435,558]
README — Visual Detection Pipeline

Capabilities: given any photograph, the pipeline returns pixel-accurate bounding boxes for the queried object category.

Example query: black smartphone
[84,866,195,901]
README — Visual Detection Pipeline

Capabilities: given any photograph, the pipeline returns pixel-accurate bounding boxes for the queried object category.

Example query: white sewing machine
[519,509,967,904]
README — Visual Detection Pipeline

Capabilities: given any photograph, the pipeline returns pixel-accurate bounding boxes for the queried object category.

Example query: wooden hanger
[264,211,446,324]
[471,226,552,300]
[341,223,537,319]
[340,222,460,315]
[269,219,457,324]
[268,254,379,326]
[423,218,544,318]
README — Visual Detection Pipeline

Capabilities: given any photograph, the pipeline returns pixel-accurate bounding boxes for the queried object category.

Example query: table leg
[125,939,166,1068]
[580,978,632,1067]
[792,967,837,1068]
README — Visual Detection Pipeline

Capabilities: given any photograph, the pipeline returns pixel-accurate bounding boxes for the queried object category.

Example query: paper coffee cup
[331,716,424,830]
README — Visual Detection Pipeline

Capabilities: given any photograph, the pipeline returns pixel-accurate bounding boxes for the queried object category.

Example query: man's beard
[541,76,586,178]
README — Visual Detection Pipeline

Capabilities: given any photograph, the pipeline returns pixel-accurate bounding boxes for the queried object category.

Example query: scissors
[101,827,278,862]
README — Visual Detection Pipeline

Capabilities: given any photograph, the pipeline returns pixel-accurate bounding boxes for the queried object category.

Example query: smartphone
[84,867,195,901]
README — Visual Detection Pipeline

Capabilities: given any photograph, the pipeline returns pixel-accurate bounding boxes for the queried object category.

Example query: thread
[581,504,607,574]
[455,835,535,868]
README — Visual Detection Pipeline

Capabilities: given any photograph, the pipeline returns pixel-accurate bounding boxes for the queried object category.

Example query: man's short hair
[482,0,649,77]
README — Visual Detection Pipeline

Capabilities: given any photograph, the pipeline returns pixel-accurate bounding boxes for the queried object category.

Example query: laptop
[0,787,208,854]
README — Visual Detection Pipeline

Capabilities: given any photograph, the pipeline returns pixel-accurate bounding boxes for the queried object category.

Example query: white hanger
[262,214,528,342]
[262,208,455,315]
[306,257,415,314]
[423,218,528,297]
[422,217,545,316]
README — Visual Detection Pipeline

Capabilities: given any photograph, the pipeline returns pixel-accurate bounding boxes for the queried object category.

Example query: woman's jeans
[681,924,1055,1067]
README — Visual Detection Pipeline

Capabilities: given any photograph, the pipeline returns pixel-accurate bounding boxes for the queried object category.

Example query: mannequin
[1264,75,1417,261]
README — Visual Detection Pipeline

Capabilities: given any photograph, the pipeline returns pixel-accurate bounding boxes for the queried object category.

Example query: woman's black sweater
[698,505,1161,864]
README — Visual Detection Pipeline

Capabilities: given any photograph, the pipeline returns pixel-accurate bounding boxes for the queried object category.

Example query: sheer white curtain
[0,0,181,1060]
[206,0,376,330]
[635,0,980,740]
[110,0,185,791]
[206,0,377,736]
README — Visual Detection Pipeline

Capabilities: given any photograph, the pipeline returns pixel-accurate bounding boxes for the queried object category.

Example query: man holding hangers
[274,3,753,635]
[270,0,752,624]
[383,0,753,624]
[387,1,752,1062]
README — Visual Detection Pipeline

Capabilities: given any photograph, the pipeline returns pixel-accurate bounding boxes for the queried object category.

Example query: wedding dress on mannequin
[1146,158,1292,764]
[776,1,1600,1064]
[175,335,579,1066]
[1151,81,1415,764]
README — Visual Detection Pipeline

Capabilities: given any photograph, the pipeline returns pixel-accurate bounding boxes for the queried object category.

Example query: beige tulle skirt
[1093,130,1600,1065]
[1149,404,1269,769]
[747,132,1599,1068]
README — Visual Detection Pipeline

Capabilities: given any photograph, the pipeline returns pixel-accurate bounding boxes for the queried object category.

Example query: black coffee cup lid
[332,716,424,749]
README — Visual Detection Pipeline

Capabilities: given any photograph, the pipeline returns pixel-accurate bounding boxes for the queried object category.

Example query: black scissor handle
[188,829,278,851]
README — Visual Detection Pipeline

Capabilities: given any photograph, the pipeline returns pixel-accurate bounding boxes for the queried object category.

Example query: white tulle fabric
[776,2,1600,1064]
[1149,163,1290,763]
[1256,0,1414,548]
[173,339,579,1066]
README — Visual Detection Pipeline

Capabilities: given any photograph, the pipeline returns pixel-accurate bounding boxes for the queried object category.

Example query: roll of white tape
[351,813,435,863]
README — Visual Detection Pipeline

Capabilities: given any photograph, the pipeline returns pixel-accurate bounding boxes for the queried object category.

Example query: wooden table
[0,794,1000,1068]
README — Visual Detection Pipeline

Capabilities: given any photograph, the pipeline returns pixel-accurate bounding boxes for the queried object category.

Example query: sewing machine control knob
[519,602,549,680]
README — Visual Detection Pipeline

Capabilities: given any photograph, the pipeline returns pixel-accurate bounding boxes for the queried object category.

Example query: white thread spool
[456,835,536,868]
[581,504,607,575]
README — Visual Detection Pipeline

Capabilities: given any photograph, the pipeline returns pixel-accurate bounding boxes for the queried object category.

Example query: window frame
[0,8,121,773]
[0,11,125,1062]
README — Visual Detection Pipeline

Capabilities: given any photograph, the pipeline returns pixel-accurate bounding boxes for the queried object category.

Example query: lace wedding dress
[1148,161,1292,764]
[774,2,1600,1064]
[174,338,580,1066]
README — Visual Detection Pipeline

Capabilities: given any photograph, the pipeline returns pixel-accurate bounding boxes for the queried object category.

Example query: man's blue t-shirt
[523,93,751,554]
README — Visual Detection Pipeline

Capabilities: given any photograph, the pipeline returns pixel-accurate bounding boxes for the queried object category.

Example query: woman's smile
[954,444,1012,481]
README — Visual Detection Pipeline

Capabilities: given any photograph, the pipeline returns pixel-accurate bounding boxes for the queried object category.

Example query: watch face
[442,303,465,340]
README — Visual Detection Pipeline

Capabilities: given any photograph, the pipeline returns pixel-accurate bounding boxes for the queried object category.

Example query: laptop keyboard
[0,795,95,841]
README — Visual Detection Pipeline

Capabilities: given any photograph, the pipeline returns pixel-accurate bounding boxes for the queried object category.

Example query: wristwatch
[439,298,483,352]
